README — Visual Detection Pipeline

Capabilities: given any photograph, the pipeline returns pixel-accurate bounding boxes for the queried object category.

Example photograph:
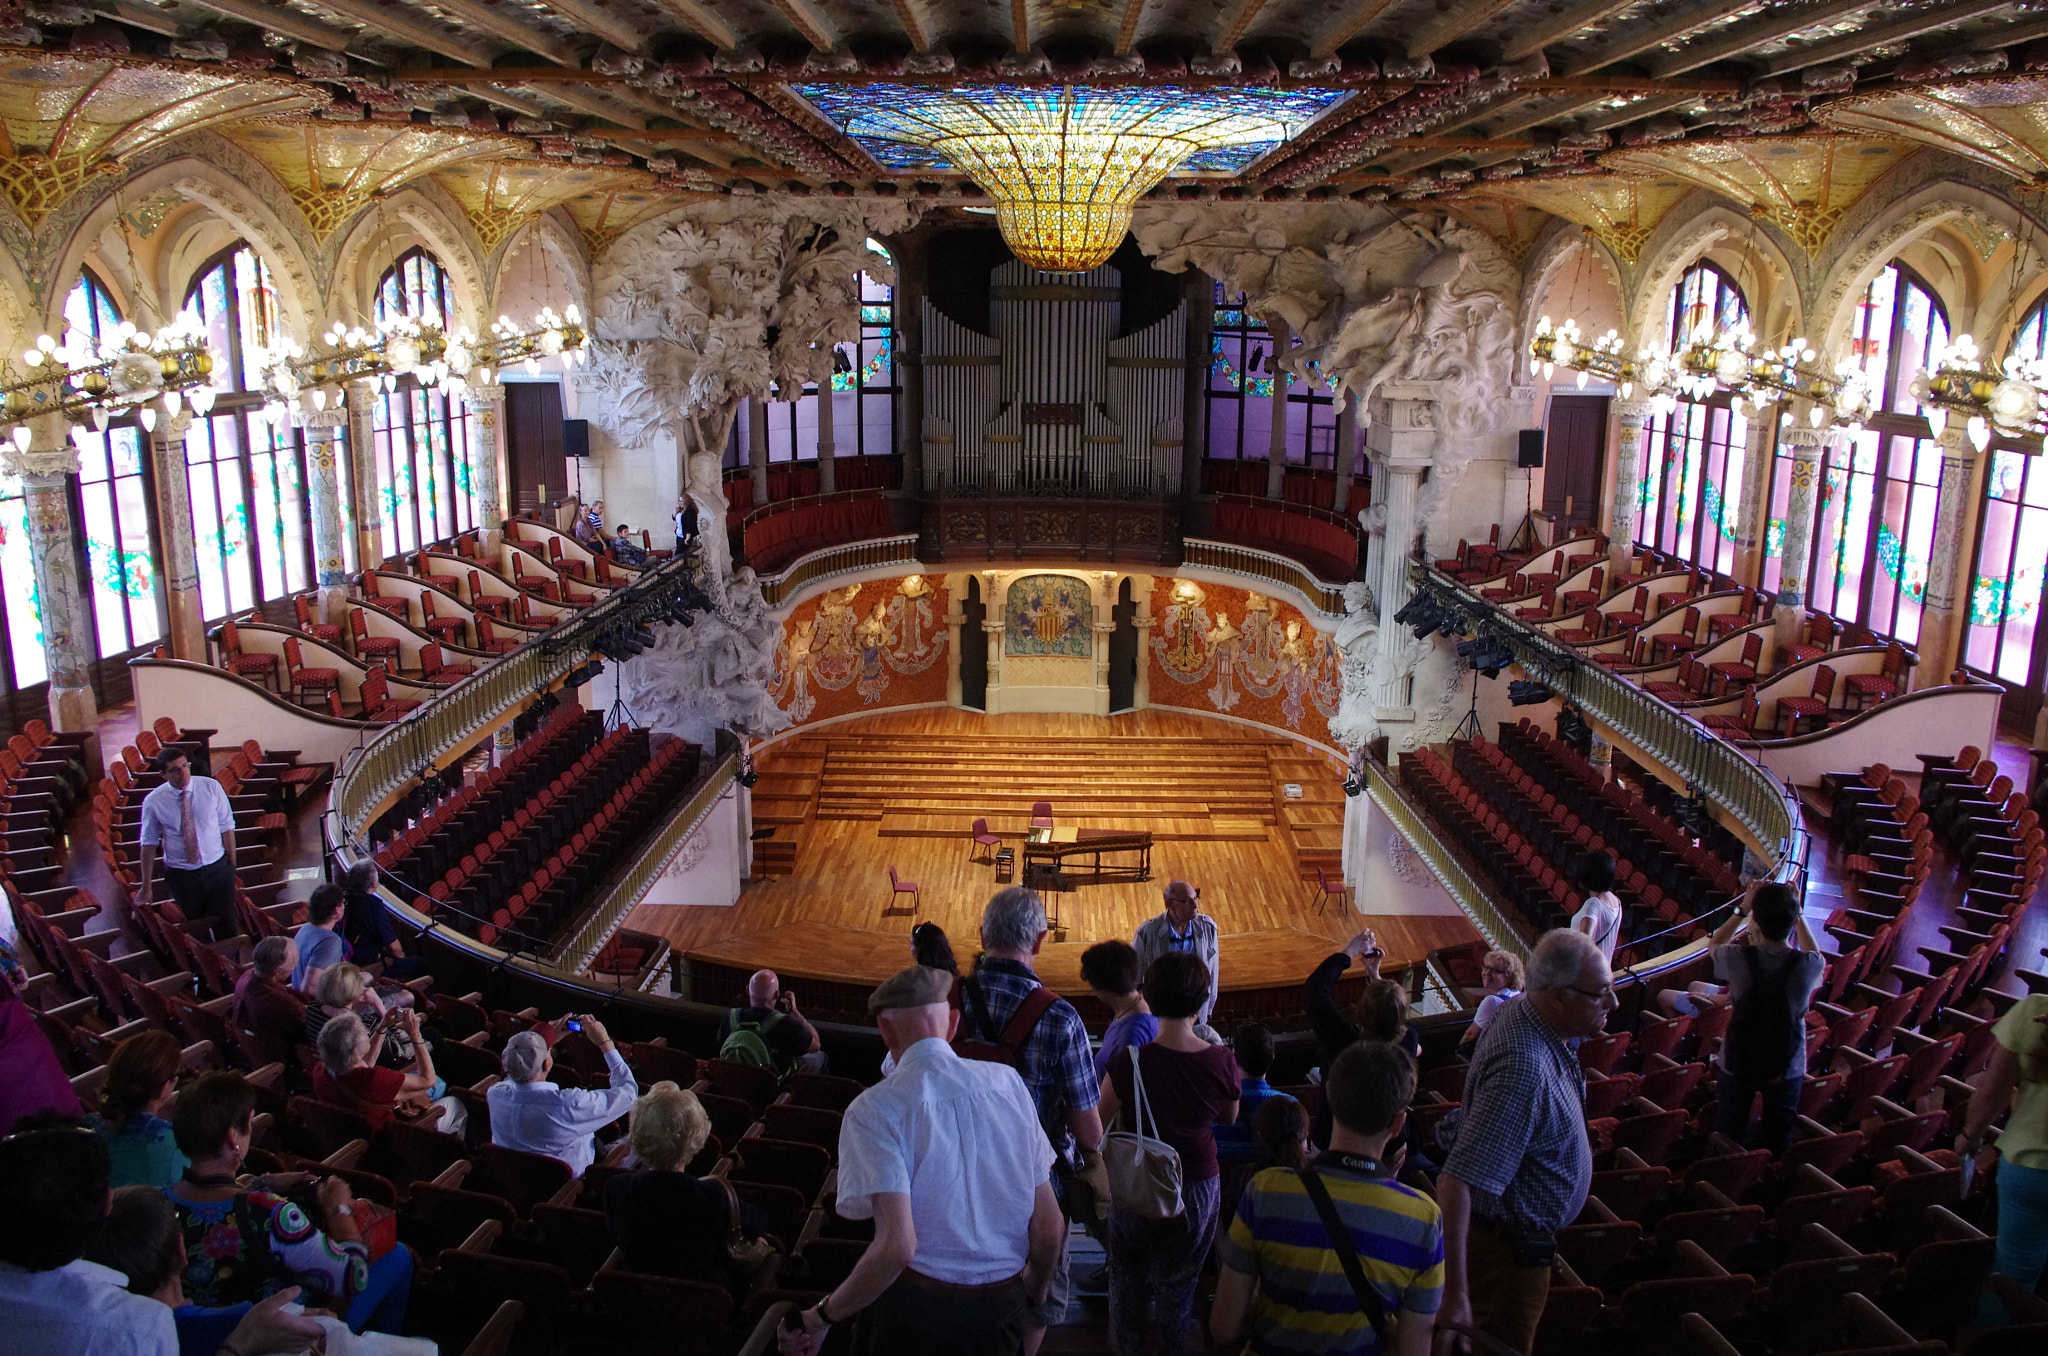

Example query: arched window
[1636,261,1754,574]
[65,267,164,660]
[736,266,900,474]
[1788,262,1948,643]
[1963,295,2048,723]
[370,247,474,554]
[181,243,324,617]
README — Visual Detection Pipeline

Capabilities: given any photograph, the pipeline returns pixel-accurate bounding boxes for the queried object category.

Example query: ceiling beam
[389,67,627,84]
[528,0,651,54]
[1521,74,1742,93]
[1309,0,1397,57]
[890,0,935,52]
[1650,0,1909,78]
[467,86,550,117]
[397,0,586,67]
[91,0,183,37]
[1581,92,1696,130]
[1388,135,1536,149]
[765,0,839,50]
[174,0,363,53]
[1760,0,2018,75]
[1498,0,1642,62]
[1210,0,1266,54]
[642,0,737,49]
[1012,0,1031,52]
[1561,0,1779,76]
[588,126,741,142]
[536,85,648,128]
[1406,0,1523,58]
[1972,13,2048,46]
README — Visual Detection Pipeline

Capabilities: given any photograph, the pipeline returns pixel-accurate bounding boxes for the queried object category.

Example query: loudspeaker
[1517,428,1545,469]
[563,419,591,458]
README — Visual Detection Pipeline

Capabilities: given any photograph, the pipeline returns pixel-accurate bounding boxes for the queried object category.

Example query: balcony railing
[1408,561,1803,879]
[758,535,922,608]
[1363,758,1528,960]
[1182,539,1347,619]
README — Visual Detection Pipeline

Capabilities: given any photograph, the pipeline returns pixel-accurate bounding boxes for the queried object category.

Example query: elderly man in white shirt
[486,1016,638,1177]
[779,965,1062,1356]
[1133,880,1220,1025]
[135,748,239,941]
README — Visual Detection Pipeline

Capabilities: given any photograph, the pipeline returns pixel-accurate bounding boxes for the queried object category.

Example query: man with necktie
[136,749,239,941]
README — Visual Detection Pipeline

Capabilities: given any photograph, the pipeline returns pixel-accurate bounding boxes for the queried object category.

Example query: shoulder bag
[715,1175,778,1272]
[1103,1044,1183,1219]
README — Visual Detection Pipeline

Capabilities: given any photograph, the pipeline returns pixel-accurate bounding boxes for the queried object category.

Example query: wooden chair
[420,592,467,647]
[216,621,280,691]
[1777,664,1836,737]
[281,636,340,709]
[292,594,341,645]
[474,616,519,654]
[1708,632,1763,696]
[419,643,476,682]
[468,571,512,618]
[1844,641,1907,713]
[1702,691,1760,741]
[348,608,402,667]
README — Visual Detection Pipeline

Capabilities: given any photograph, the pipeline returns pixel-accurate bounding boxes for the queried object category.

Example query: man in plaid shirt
[1435,929,1613,1356]
[961,887,1105,1353]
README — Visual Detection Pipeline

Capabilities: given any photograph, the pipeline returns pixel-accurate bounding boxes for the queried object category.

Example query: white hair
[1526,928,1605,993]
[502,1030,550,1083]
[317,1014,368,1075]
[981,887,1047,953]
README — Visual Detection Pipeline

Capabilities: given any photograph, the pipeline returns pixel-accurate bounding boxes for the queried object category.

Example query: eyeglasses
[1567,983,1617,1003]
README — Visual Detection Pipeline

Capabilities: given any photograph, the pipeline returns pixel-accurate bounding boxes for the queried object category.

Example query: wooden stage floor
[623,709,1482,1001]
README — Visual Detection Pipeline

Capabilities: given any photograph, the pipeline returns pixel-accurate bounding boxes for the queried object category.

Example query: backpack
[954,975,1059,1071]
[1723,947,1801,1077]
[720,1009,790,1075]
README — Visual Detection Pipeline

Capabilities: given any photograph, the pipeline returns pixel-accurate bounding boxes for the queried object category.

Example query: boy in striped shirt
[1213,1041,1444,1355]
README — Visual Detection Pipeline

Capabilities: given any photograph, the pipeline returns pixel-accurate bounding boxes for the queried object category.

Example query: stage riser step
[877,817,1272,843]
[823,802,1277,820]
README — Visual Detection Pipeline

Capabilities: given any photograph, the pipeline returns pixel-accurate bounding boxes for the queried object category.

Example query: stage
[623,708,1481,1021]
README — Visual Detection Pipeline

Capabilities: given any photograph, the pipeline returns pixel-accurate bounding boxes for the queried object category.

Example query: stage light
[1456,636,1515,679]
[1436,609,1471,639]
[1393,595,1438,628]
[1556,704,1592,755]
[1509,679,1555,706]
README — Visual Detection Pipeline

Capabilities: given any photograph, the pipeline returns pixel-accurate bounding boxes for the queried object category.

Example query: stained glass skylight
[798,84,1346,272]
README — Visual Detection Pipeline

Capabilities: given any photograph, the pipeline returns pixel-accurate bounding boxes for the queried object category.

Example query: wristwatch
[331,1203,355,1218]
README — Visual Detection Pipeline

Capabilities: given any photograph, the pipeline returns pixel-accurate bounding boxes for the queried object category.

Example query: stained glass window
[0,471,43,689]
[1637,262,1754,575]
[1964,298,2048,705]
[371,248,475,555]
[1205,282,1340,485]
[741,269,895,467]
[181,244,323,616]
[1791,263,1947,644]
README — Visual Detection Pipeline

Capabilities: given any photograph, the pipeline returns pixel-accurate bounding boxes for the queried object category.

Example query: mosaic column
[1607,399,1653,582]
[347,378,383,568]
[11,414,97,731]
[150,409,207,662]
[1913,428,1984,691]
[462,383,507,551]
[298,406,350,620]
[1772,425,1828,653]
[815,376,836,495]
[747,397,770,507]
[1367,385,1436,723]
[1265,317,1292,500]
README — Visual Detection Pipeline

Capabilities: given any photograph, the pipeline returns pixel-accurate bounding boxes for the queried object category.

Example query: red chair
[217,621,281,690]
[475,616,518,654]
[1312,864,1349,913]
[348,608,402,667]
[1843,641,1907,713]
[1701,691,1761,741]
[421,592,467,647]
[468,571,511,618]
[1777,664,1837,737]
[886,865,918,914]
[1777,613,1835,666]
[282,636,340,709]
[1708,632,1763,696]
[293,594,341,644]
[968,817,1001,863]
[1030,800,1053,829]
[419,643,476,682]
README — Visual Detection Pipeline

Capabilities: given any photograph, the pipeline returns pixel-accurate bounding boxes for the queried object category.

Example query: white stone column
[347,378,383,567]
[1772,425,1828,650]
[149,408,207,662]
[1608,399,1653,580]
[1366,386,1436,724]
[462,383,507,550]
[298,407,350,620]
[1914,428,1982,690]
[815,381,836,495]
[11,414,97,730]
[1265,318,1292,500]
[1132,578,1155,710]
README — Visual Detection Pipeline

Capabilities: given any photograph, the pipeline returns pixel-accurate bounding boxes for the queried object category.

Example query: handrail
[1408,560,1803,881]
[1182,538,1347,620]
[1362,757,1527,959]
[1207,490,1366,535]
[758,535,921,609]
[553,737,740,970]
[741,485,891,530]
[325,548,710,848]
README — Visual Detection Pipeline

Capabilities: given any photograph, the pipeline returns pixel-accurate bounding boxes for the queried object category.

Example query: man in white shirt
[778,966,1062,1356]
[486,1017,638,1176]
[135,749,239,941]
[1133,880,1220,1025]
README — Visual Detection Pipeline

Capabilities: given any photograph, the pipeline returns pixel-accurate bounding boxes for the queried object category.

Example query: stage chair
[1312,864,1349,914]
[887,865,918,914]
[969,817,1001,863]
[1030,800,1053,829]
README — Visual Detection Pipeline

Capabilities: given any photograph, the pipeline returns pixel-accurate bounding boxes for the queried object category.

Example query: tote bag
[1102,1044,1183,1219]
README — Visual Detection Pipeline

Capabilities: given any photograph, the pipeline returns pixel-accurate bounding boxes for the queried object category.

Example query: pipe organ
[922,260,1185,499]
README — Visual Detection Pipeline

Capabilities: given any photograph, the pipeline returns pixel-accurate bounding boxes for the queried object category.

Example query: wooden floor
[626,708,1480,999]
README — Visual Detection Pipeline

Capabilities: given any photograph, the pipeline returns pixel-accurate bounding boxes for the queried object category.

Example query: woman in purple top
[0,938,76,1136]
[1083,940,1158,1081]
[1099,952,1240,1356]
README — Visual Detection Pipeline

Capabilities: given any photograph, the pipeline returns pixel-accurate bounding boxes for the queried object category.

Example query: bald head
[747,970,780,1008]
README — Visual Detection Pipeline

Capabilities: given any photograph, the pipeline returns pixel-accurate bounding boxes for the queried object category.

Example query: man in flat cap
[777,965,1063,1356]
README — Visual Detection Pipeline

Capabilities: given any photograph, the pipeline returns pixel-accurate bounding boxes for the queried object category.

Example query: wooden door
[958,576,987,710]
[505,382,567,513]
[1543,394,1608,531]
[1107,578,1138,712]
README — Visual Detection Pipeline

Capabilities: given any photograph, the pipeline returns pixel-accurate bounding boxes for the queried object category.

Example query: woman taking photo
[313,1006,464,1137]
[1097,953,1239,1356]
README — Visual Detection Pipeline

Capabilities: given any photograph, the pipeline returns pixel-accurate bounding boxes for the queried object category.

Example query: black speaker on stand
[1505,429,1545,554]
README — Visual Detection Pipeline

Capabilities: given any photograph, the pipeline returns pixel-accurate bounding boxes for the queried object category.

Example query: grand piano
[1021,826,1154,887]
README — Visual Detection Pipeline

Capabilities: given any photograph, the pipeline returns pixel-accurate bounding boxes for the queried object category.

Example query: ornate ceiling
[3,0,2048,259]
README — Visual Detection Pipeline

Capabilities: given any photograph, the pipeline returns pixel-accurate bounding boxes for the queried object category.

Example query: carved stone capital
[463,384,507,411]
[295,408,349,434]
[1611,399,1656,423]
[5,415,78,477]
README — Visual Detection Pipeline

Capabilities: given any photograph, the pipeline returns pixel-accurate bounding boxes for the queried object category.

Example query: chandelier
[255,306,587,426]
[6,313,220,451]
[801,84,1341,273]
[1911,333,2048,450]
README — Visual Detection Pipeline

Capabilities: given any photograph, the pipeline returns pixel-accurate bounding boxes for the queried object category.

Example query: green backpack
[719,1010,788,1074]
